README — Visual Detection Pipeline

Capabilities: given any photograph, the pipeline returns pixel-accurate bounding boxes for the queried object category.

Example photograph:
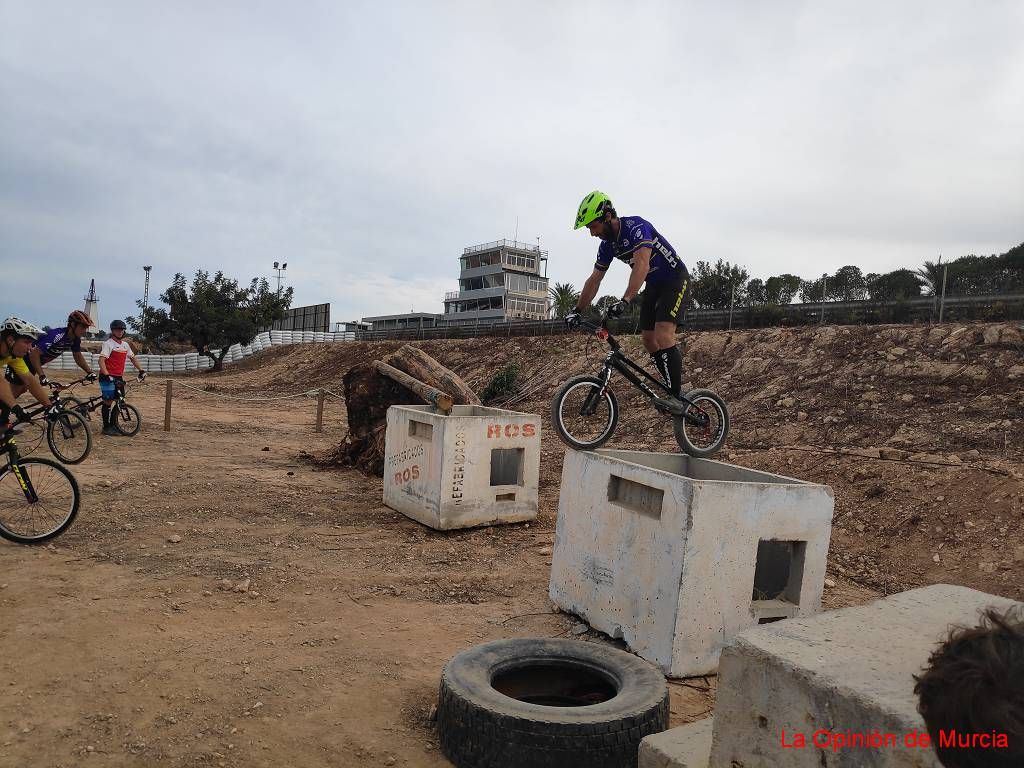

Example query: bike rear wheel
[0,457,80,543]
[551,376,619,450]
[113,402,141,436]
[673,389,729,458]
[46,410,93,465]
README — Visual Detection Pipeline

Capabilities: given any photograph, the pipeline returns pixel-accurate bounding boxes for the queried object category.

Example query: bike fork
[11,463,39,503]
[582,368,613,416]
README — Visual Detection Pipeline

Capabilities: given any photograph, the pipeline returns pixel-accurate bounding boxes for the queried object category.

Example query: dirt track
[1,322,1021,767]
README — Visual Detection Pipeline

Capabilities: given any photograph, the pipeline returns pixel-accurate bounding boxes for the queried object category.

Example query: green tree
[745,279,767,305]
[764,274,802,304]
[828,266,868,301]
[690,259,749,309]
[548,282,581,318]
[127,270,293,371]
[799,276,827,303]
[866,269,924,300]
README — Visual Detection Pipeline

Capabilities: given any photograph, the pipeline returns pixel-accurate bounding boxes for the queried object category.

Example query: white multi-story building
[442,239,550,325]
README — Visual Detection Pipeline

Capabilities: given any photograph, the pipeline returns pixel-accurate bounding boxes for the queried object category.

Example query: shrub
[480,363,520,402]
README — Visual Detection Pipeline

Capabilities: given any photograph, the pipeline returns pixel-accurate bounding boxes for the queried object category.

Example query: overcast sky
[2,1,1022,328]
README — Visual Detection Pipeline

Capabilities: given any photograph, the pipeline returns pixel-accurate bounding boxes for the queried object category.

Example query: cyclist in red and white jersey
[98,319,146,436]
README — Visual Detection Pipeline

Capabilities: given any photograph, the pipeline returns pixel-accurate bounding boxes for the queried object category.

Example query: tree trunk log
[381,345,480,405]
[372,361,453,414]
[317,348,476,476]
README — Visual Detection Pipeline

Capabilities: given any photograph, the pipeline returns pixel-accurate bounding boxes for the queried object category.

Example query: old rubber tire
[438,638,669,768]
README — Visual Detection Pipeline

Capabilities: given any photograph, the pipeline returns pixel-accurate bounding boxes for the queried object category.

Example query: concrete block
[710,584,1022,767]
[549,449,833,677]
[640,718,713,768]
[383,404,540,530]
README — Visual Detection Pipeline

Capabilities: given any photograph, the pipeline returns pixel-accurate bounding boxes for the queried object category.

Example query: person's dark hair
[914,606,1024,768]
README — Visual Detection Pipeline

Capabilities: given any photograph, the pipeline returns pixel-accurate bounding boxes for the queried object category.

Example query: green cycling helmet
[574,190,613,230]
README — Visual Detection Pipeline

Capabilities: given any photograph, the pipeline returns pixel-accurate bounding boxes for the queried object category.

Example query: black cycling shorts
[639,278,688,331]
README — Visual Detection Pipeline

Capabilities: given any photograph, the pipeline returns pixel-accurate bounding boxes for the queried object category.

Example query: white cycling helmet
[1,316,45,340]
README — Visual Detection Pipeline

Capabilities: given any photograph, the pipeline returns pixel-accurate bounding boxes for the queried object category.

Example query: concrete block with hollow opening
[548,449,834,677]
[383,404,540,530]
[708,584,1022,767]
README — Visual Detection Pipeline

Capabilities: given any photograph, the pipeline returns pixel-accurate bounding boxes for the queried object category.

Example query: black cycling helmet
[110,319,127,331]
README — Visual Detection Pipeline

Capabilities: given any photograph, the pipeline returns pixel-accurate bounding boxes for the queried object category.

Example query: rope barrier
[171,380,323,402]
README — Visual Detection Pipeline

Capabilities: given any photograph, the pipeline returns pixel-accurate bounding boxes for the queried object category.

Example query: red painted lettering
[522,423,536,437]
[487,424,501,438]
[504,424,520,438]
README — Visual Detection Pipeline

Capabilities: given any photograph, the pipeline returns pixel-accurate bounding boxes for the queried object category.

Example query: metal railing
[463,239,545,255]
[353,292,1024,342]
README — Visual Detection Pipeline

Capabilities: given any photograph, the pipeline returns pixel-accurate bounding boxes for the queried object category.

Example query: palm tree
[915,257,944,297]
[549,282,581,318]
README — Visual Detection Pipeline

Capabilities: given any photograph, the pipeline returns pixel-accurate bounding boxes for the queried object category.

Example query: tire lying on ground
[437,637,669,768]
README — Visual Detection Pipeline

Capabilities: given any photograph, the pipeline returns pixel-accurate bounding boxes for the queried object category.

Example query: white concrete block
[709,584,1022,768]
[640,718,713,768]
[549,449,834,677]
[383,404,540,530]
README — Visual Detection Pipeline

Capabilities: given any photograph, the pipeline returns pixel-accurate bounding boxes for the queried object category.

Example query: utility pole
[938,264,949,323]
[142,266,152,339]
[273,261,288,295]
[819,273,828,324]
[728,282,736,330]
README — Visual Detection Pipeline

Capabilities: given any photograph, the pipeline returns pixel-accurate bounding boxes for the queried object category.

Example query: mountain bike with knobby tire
[50,375,143,437]
[0,415,81,544]
[15,398,94,465]
[552,314,729,457]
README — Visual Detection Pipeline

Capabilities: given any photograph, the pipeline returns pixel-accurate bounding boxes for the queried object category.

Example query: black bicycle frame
[578,320,709,427]
[2,435,41,503]
[599,349,673,401]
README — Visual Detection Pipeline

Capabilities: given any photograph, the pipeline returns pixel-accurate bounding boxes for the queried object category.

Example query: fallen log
[382,345,480,405]
[372,360,453,414]
[314,347,478,476]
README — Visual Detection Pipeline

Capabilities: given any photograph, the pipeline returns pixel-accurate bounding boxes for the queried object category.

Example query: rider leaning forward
[99,319,145,436]
[0,316,56,425]
[7,310,98,399]
[567,191,690,413]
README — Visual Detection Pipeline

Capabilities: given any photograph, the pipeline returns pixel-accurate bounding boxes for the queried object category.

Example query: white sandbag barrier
[41,328,351,376]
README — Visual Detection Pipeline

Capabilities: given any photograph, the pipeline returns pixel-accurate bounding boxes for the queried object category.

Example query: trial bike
[551,314,729,457]
[0,414,81,543]
[50,375,143,437]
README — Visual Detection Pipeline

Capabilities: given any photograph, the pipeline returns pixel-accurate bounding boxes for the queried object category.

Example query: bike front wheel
[551,376,619,451]
[673,388,730,458]
[113,402,142,436]
[0,457,81,544]
[46,410,93,465]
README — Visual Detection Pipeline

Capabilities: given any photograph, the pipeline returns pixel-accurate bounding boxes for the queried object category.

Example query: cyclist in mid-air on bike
[1,317,56,425]
[566,191,690,415]
[98,319,146,436]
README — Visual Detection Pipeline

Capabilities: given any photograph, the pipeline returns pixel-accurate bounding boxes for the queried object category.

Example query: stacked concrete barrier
[549,449,834,677]
[639,585,1023,768]
[383,405,541,530]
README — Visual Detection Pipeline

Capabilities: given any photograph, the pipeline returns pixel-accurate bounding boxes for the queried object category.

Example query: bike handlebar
[576,313,622,352]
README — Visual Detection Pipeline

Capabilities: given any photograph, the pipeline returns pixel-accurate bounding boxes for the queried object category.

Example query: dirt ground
[1,321,1021,767]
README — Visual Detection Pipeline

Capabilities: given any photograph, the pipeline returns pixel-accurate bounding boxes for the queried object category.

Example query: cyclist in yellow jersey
[1,317,53,424]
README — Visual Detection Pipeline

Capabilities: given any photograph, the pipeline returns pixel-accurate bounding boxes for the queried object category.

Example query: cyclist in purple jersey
[7,310,96,399]
[566,191,690,413]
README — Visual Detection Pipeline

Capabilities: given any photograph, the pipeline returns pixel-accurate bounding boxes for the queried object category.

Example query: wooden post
[315,389,325,432]
[163,379,172,431]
